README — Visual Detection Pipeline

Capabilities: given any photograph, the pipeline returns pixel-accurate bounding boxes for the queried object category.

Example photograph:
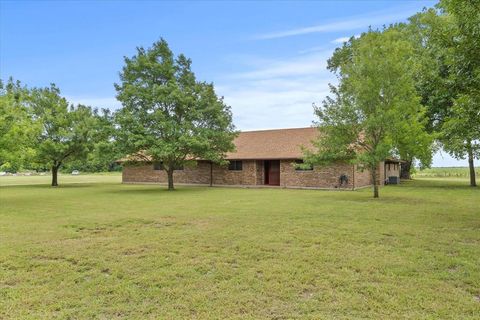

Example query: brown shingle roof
[118,127,319,162]
[226,127,319,160]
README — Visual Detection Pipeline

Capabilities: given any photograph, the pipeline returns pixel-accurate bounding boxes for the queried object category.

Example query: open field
[414,166,479,179]
[0,173,121,187]
[0,176,479,319]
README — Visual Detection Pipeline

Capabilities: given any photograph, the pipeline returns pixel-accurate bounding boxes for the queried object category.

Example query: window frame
[228,160,243,171]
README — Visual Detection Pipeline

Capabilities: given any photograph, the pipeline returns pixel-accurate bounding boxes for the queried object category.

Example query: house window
[228,160,243,171]
[153,161,163,170]
[295,160,313,171]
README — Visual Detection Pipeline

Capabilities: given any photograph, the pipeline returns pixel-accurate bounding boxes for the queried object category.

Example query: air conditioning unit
[388,176,400,184]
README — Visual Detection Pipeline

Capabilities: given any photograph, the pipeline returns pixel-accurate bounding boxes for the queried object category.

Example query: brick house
[121,127,395,189]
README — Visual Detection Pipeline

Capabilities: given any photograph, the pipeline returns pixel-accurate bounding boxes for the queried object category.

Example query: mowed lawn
[0,176,479,319]
[0,173,121,186]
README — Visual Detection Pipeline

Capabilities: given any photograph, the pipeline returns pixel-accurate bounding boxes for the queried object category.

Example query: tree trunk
[400,159,412,180]
[467,143,477,187]
[371,165,379,198]
[51,165,59,187]
[167,168,174,190]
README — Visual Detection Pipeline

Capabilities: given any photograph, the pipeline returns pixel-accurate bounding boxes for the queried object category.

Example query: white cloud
[215,49,336,130]
[298,45,329,54]
[254,8,418,40]
[227,51,332,80]
[331,36,351,44]
[66,96,121,110]
[331,34,360,44]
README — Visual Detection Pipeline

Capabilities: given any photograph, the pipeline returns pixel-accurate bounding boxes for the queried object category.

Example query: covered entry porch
[252,160,281,186]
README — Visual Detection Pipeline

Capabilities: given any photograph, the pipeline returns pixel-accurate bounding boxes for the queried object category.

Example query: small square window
[228,160,243,171]
[295,160,313,171]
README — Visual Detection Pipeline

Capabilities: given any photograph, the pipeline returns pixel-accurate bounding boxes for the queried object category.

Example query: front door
[264,160,280,186]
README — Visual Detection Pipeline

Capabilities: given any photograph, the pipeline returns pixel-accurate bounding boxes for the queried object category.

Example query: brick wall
[122,161,211,185]
[211,160,257,185]
[255,160,264,185]
[280,160,354,189]
[123,160,259,186]
[353,164,371,188]
[351,162,385,189]
[122,159,385,189]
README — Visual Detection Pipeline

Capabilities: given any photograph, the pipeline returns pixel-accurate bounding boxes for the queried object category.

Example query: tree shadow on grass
[107,184,212,195]
[329,192,438,206]
[0,183,100,189]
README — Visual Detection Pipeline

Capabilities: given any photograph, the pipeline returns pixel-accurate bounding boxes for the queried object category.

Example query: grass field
[0,172,121,186]
[0,176,479,319]
[414,166,478,179]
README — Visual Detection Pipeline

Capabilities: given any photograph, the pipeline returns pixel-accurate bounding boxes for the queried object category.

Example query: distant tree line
[305,0,479,197]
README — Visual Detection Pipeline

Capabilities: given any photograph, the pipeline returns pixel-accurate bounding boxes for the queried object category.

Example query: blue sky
[1,0,464,166]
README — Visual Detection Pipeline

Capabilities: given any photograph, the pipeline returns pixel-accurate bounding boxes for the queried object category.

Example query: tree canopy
[0,79,37,172]
[436,0,480,186]
[404,0,480,186]
[305,29,431,198]
[29,84,101,186]
[114,39,236,190]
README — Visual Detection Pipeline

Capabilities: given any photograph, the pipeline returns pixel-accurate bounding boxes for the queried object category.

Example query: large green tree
[406,1,479,186]
[29,84,100,186]
[437,0,479,187]
[114,39,236,190]
[0,79,37,171]
[392,11,446,178]
[305,29,430,198]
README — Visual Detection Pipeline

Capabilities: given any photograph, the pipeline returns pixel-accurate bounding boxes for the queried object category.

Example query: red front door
[264,160,280,186]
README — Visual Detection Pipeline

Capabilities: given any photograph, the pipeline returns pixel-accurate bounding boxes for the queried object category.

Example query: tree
[383,16,449,179]
[114,39,236,190]
[406,2,480,186]
[0,79,37,171]
[392,108,434,179]
[441,95,480,186]
[305,29,429,198]
[62,109,121,173]
[29,84,99,186]
[436,0,480,187]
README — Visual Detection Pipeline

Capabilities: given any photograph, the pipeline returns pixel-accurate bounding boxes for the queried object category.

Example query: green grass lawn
[0,172,121,186]
[0,176,479,319]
